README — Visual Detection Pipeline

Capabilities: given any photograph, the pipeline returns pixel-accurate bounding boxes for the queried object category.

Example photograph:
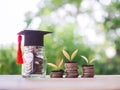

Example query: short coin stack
[65,62,79,78]
[82,65,94,78]
[50,70,64,78]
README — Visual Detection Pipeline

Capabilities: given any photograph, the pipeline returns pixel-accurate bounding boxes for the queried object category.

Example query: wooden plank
[0,75,120,90]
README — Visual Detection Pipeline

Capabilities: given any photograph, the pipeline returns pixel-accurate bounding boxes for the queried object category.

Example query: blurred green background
[0,0,120,75]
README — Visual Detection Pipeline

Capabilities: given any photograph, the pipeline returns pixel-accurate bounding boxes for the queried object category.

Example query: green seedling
[63,49,78,62]
[47,59,63,70]
[80,55,96,65]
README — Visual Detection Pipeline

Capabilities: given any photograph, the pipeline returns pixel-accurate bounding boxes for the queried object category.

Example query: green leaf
[47,63,58,69]
[71,49,78,61]
[63,50,70,61]
[58,59,63,68]
[89,58,96,64]
[81,55,88,64]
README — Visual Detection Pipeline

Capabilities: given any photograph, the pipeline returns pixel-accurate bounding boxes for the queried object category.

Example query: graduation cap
[17,30,51,64]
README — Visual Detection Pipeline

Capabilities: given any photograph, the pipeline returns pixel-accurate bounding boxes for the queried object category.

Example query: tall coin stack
[65,62,79,78]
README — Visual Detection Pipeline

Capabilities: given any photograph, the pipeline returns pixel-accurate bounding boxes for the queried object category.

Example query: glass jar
[22,46,46,78]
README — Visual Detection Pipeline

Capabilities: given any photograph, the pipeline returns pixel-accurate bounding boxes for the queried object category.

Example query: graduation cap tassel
[17,34,23,64]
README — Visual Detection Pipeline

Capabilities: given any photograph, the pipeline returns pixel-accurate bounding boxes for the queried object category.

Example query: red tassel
[17,34,23,64]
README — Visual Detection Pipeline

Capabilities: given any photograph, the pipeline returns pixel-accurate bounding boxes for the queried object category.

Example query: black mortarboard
[18,30,51,46]
[17,30,51,64]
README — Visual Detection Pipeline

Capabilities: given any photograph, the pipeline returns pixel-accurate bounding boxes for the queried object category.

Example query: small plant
[80,55,96,78]
[47,59,63,71]
[63,49,78,62]
[63,49,79,78]
[80,55,96,65]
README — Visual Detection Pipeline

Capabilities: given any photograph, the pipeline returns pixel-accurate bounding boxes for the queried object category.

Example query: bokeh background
[0,0,120,75]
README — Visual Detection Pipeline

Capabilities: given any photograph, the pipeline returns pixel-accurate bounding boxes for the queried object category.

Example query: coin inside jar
[23,52,34,63]
[23,52,34,75]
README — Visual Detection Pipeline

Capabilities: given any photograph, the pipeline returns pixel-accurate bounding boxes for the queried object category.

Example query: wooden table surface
[0,75,120,90]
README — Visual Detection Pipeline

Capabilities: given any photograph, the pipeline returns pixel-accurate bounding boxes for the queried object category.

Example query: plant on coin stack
[47,59,64,78]
[63,49,78,62]
[62,49,79,78]
[80,55,96,78]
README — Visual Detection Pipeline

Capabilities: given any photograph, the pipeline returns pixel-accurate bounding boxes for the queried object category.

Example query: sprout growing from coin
[80,55,96,65]
[62,49,78,62]
[47,59,64,71]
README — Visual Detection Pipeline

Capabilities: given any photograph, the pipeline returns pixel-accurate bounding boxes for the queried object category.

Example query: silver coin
[23,52,34,63]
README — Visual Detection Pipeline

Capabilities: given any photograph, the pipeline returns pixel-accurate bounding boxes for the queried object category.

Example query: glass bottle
[22,46,46,78]
[17,30,51,78]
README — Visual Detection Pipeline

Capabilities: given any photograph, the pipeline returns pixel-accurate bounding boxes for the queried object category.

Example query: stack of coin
[65,62,79,78]
[22,52,34,75]
[50,70,64,78]
[82,65,94,78]
[33,46,44,74]
[33,57,43,74]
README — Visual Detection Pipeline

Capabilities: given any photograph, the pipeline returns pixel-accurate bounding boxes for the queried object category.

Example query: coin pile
[33,57,44,74]
[65,62,79,78]
[50,70,64,78]
[22,46,44,76]
[22,52,33,75]
[82,65,94,78]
